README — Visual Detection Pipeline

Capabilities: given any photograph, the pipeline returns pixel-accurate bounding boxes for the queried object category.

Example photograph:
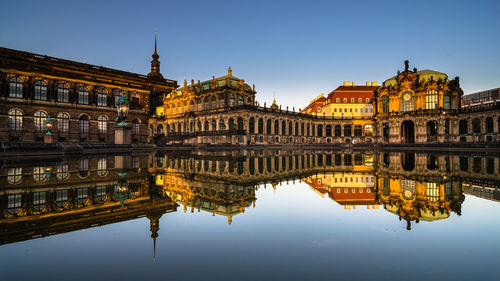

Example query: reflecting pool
[1,150,499,280]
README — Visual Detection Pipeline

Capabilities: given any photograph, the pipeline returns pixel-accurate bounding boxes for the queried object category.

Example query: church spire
[148,30,163,79]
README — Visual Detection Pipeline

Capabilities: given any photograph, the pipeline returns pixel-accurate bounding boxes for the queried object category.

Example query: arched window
[204,97,210,110]
[9,77,23,98]
[79,115,89,133]
[486,117,494,134]
[196,121,201,132]
[8,109,23,131]
[211,96,217,108]
[204,120,210,131]
[317,124,323,137]
[380,95,389,113]
[97,158,107,176]
[354,125,362,136]
[34,111,48,132]
[230,94,235,107]
[425,90,438,109]
[7,168,22,184]
[249,117,255,133]
[334,125,341,137]
[229,118,235,130]
[57,83,69,103]
[218,94,225,107]
[97,88,107,107]
[158,124,164,135]
[34,80,47,100]
[238,96,244,106]
[78,86,89,105]
[383,123,389,138]
[282,121,286,135]
[364,124,373,136]
[258,118,264,134]
[132,119,140,134]
[238,117,244,131]
[443,92,451,109]
[211,119,217,131]
[326,125,332,136]
[33,166,47,182]
[401,91,414,112]
[344,125,352,137]
[288,121,293,136]
[295,122,299,136]
[472,118,481,134]
[98,116,108,134]
[57,112,69,133]
[219,119,226,130]
[266,119,271,134]
[459,120,468,135]
[274,120,279,135]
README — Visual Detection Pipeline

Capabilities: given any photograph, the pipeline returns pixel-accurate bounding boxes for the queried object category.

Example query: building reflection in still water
[1,150,499,247]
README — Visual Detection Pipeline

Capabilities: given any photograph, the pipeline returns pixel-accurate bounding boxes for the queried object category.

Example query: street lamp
[115,95,130,127]
[45,115,53,135]
[115,172,129,207]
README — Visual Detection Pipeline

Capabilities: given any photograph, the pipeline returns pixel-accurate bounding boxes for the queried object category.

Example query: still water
[1,150,499,281]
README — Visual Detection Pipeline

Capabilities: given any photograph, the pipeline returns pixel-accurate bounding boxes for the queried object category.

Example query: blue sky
[1,0,499,108]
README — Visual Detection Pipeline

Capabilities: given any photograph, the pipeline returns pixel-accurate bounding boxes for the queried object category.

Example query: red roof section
[328,188,377,206]
[327,85,377,104]
[302,96,326,112]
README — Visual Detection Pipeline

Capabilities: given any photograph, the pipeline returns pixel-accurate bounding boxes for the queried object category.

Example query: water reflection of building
[0,155,177,246]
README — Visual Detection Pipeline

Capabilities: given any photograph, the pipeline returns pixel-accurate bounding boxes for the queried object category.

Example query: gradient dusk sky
[1,0,499,108]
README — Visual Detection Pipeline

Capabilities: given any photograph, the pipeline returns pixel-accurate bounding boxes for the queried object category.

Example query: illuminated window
[358,98,362,103]
[336,98,340,102]
[401,92,414,112]
[34,111,48,132]
[78,86,89,105]
[33,192,46,212]
[97,158,107,176]
[343,98,347,102]
[7,168,22,184]
[56,190,68,208]
[238,96,244,105]
[98,115,108,134]
[230,94,235,107]
[8,109,23,131]
[9,77,23,98]
[350,98,354,103]
[79,115,89,133]
[425,90,438,109]
[366,98,370,103]
[57,164,69,180]
[7,194,22,215]
[57,112,69,133]
[57,83,69,103]
[426,183,439,202]
[33,167,47,182]
[77,188,88,205]
[96,186,107,202]
[381,95,389,113]
[79,158,89,177]
[34,80,47,100]
[97,88,107,107]
[443,92,451,109]
[364,124,373,136]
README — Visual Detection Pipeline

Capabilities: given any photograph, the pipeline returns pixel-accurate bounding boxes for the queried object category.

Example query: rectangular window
[358,98,362,103]
[97,94,107,107]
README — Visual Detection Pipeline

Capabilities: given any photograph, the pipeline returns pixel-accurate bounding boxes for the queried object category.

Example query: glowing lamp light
[115,95,130,127]
[115,172,129,207]
[45,115,53,135]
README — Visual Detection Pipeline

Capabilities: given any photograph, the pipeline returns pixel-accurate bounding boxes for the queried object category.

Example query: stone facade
[0,46,177,143]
